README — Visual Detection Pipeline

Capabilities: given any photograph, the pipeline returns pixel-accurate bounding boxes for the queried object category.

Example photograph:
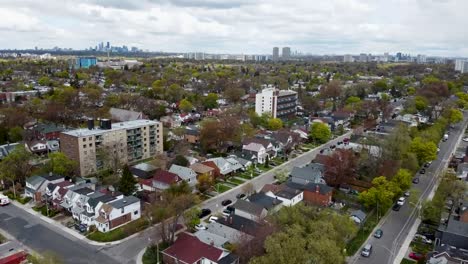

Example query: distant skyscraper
[416,54,427,64]
[282,47,291,60]
[396,52,402,61]
[455,59,468,73]
[343,54,354,62]
[106,42,110,49]
[272,47,279,61]
[359,53,368,62]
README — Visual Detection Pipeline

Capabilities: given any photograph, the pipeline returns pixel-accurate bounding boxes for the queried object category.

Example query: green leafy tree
[179,99,193,113]
[391,169,412,191]
[184,207,201,230]
[172,155,189,167]
[309,122,331,143]
[267,118,283,131]
[359,176,400,210]
[8,126,23,142]
[409,137,438,164]
[446,108,463,124]
[43,152,77,176]
[38,76,52,86]
[0,145,33,198]
[118,165,137,196]
[414,96,428,112]
[196,174,215,193]
[203,93,219,109]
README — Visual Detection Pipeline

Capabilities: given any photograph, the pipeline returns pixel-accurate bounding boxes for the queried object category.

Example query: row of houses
[24,173,141,233]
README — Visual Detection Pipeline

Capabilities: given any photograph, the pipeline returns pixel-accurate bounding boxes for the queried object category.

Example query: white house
[263,185,303,207]
[168,165,197,187]
[95,196,141,233]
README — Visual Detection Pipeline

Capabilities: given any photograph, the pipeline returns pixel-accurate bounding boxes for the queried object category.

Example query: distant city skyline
[1,0,468,56]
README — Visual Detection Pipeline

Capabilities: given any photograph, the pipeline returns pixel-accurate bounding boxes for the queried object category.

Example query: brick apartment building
[60,119,163,176]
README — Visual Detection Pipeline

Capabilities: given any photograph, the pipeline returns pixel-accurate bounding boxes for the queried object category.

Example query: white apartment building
[60,119,163,176]
[255,87,297,120]
[455,59,468,73]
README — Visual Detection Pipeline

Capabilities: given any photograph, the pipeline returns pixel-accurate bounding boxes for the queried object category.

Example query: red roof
[202,161,219,171]
[56,181,73,188]
[162,232,223,264]
[154,169,182,185]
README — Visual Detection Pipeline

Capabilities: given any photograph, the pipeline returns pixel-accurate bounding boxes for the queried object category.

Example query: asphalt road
[0,132,352,264]
[0,204,117,264]
[351,112,468,264]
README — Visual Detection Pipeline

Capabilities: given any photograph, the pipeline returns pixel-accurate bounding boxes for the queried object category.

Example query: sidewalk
[7,199,136,247]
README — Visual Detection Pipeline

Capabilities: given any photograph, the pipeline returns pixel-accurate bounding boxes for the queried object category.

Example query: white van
[361,244,372,257]
[0,194,10,206]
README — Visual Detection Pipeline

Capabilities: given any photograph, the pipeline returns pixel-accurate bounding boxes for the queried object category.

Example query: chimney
[315,185,320,193]
[87,118,95,130]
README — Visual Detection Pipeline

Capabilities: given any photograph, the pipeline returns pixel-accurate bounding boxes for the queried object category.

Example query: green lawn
[237,171,256,179]
[345,210,379,256]
[215,184,231,193]
[87,218,148,242]
[400,259,416,264]
[227,178,244,185]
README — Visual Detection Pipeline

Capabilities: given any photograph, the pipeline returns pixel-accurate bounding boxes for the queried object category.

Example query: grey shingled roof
[109,196,140,209]
[290,163,324,183]
[247,192,283,211]
[232,199,265,217]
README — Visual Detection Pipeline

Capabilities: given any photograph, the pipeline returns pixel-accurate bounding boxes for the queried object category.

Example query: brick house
[286,180,333,207]
[202,161,221,179]
[184,126,200,144]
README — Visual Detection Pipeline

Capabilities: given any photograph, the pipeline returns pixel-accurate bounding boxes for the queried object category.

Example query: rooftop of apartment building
[62,119,159,138]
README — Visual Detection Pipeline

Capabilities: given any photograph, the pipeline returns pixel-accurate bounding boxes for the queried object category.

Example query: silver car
[361,244,372,257]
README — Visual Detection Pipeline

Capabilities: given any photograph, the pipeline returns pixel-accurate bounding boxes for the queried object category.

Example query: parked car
[412,178,420,184]
[420,168,426,174]
[424,161,432,167]
[195,224,207,230]
[463,137,468,142]
[221,199,232,206]
[414,234,432,244]
[236,193,246,199]
[409,252,424,261]
[361,244,372,257]
[397,197,406,206]
[404,191,410,197]
[0,194,10,206]
[337,141,343,145]
[74,223,87,233]
[209,216,219,223]
[198,208,211,218]
[392,203,402,211]
[374,229,383,238]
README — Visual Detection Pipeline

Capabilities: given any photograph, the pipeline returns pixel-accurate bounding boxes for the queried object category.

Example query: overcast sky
[1,0,467,56]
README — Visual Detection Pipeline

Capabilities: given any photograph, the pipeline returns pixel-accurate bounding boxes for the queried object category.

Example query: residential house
[162,232,235,264]
[25,140,48,155]
[228,156,252,171]
[169,164,197,187]
[289,163,326,185]
[79,191,122,227]
[350,209,367,224]
[60,184,95,213]
[242,137,276,164]
[261,184,303,206]
[202,161,222,179]
[218,214,262,237]
[203,222,253,245]
[232,199,268,222]
[185,156,199,166]
[140,169,182,191]
[435,200,468,250]
[131,163,158,180]
[0,143,19,160]
[46,140,60,152]
[160,115,181,128]
[26,123,64,140]
[190,163,215,179]
[95,196,141,233]
[427,244,468,264]
[286,180,333,207]
[206,158,236,177]
[247,192,283,213]
[456,163,468,180]
[185,126,200,144]
[25,173,65,202]
[109,107,145,122]
[44,181,74,208]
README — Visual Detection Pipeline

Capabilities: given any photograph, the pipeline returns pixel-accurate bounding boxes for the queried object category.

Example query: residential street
[0,204,117,264]
[0,132,351,264]
[350,111,468,264]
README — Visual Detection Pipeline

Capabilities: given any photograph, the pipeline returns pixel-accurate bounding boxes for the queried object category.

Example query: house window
[89,137,92,141]
[134,210,138,215]
[83,144,86,148]
[83,138,86,142]
[89,143,92,147]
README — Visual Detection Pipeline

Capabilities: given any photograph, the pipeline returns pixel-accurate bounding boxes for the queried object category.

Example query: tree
[118,165,137,196]
[265,156,269,168]
[391,169,412,191]
[196,174,214,193]
[414,96,428,112]
[224,87,245,103]
[38,76,52,86]
[203,93,218,109]
[179,99,193,113]
[172,155,189,167]
[323,149,358,187]
[267,118,283,131]
[242,182,255,196]
[446,108,463,124]
[8,126,23,142]
[309,122,331,144]
[183,207,201,230]
[359,176,401,210]
[409,137,438,164]
[0,145,33,198]
[43,152,77,176]
[321,80,342,110]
